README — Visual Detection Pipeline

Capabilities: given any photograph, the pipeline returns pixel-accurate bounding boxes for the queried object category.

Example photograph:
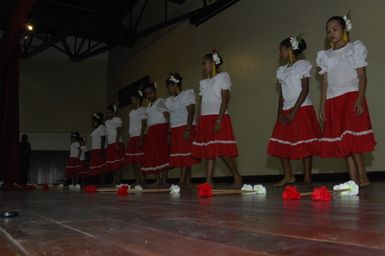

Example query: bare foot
[230,175,243,189]
[149,180,163,188]
[274,176,296,187]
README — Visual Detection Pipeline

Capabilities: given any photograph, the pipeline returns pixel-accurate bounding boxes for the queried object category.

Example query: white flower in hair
[169,75,180,84]
[343,15,352,31]
[113,104,118,112]
[137,90,143,97]
[93,113,100,119]
[289,36,299,50]
[212,52,221,65]
[153,81,158,89]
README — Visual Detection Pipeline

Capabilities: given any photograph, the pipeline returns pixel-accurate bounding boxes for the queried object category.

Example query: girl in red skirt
[105,105,126,184]
[317,15,376,186]
[89,113,107,182]
[267,36,321,186]
[165,72,199,187]
[65,132,81,185]
[191,50,242,187]
[78,136,88,177]
[141,82,170,186]
[126,91,146,185]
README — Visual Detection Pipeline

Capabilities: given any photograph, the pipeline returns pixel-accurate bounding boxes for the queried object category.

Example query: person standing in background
[19,134,32,185]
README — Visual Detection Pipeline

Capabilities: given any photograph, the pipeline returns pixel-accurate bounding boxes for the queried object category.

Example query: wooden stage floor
[1,182,385,255]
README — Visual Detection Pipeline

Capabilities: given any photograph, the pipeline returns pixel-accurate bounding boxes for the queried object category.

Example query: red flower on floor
[85,185,97,193]
[311,186,332,201]
[42,184,49,191]
[117,185,129,196]
[198,183,213,198]
[282,186,301,200]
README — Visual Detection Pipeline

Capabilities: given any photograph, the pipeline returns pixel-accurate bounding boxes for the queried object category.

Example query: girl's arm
[354,67,367,115]
[185,104,195,130]
[115,127,122,144]
[320,73,328,121]
[214,90,230,132]
[184,104,195,140]
[141,119,147,139]
[100,136,106,149]
[286,77,310,122]
[277,88,283,119]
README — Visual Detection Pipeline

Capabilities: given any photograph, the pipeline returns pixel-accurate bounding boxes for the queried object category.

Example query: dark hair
[106,104,118,113]
[142,81,156,93]
[327,16,346,29]
[71,132,80,140]
[166,72,183,86]
[92,112,104,124]
[280,37,307,55]
[203,50,224,67]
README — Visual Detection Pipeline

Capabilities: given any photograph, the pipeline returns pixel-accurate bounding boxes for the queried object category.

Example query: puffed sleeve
[114,117,123,127]
[182,89,196,105]
[198,80,206,96]
[139,107,147,120]
[276,66,285,83]
[156,99,168,113]
[352,40,368,68]
[164,96,172,110]
[316,50,328,75]
[296,60,312,79]
[217,72,232,90]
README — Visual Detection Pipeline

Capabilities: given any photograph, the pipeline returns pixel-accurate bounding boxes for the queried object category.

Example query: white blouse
[276,60,313,110]
[90,125,107,150]
[105,117,123,144]
[199,72,231,115]
[129,107,146,137]
[69,141,80,158]
[165,89,196,128]
[146,98,168,127]
[316,40,368,99]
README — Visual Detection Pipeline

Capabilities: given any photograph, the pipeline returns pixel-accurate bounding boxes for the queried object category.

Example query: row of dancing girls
[267,14,376,187]
[120,50,243,187]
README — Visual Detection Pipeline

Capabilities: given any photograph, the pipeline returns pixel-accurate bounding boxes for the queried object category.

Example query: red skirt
[170,125,200,168]
[89,149,106,176]
[65,157,80,176]
[78,160,89,176]
[320,91,376,158]
[267,105,321,160]
[105,143,126,172]
[141,123,170,174]
[192,114,238,159]
[125,136,144,164]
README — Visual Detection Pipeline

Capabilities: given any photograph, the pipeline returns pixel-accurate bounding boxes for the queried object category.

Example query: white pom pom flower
[253,185,267,194]
[333,180,359,196]
[169,184,180,194]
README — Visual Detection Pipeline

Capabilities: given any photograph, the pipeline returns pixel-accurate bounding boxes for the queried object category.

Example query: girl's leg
[185,167,192,188]
[303,156,313,185]
[346,156,359,184]
[113,170,121,185]
[206,159,216,185]
[220,156,243,187]
[352,153,370,186]
[179,168,187,187]
[132,164,140,185]
[275,158,295,187]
